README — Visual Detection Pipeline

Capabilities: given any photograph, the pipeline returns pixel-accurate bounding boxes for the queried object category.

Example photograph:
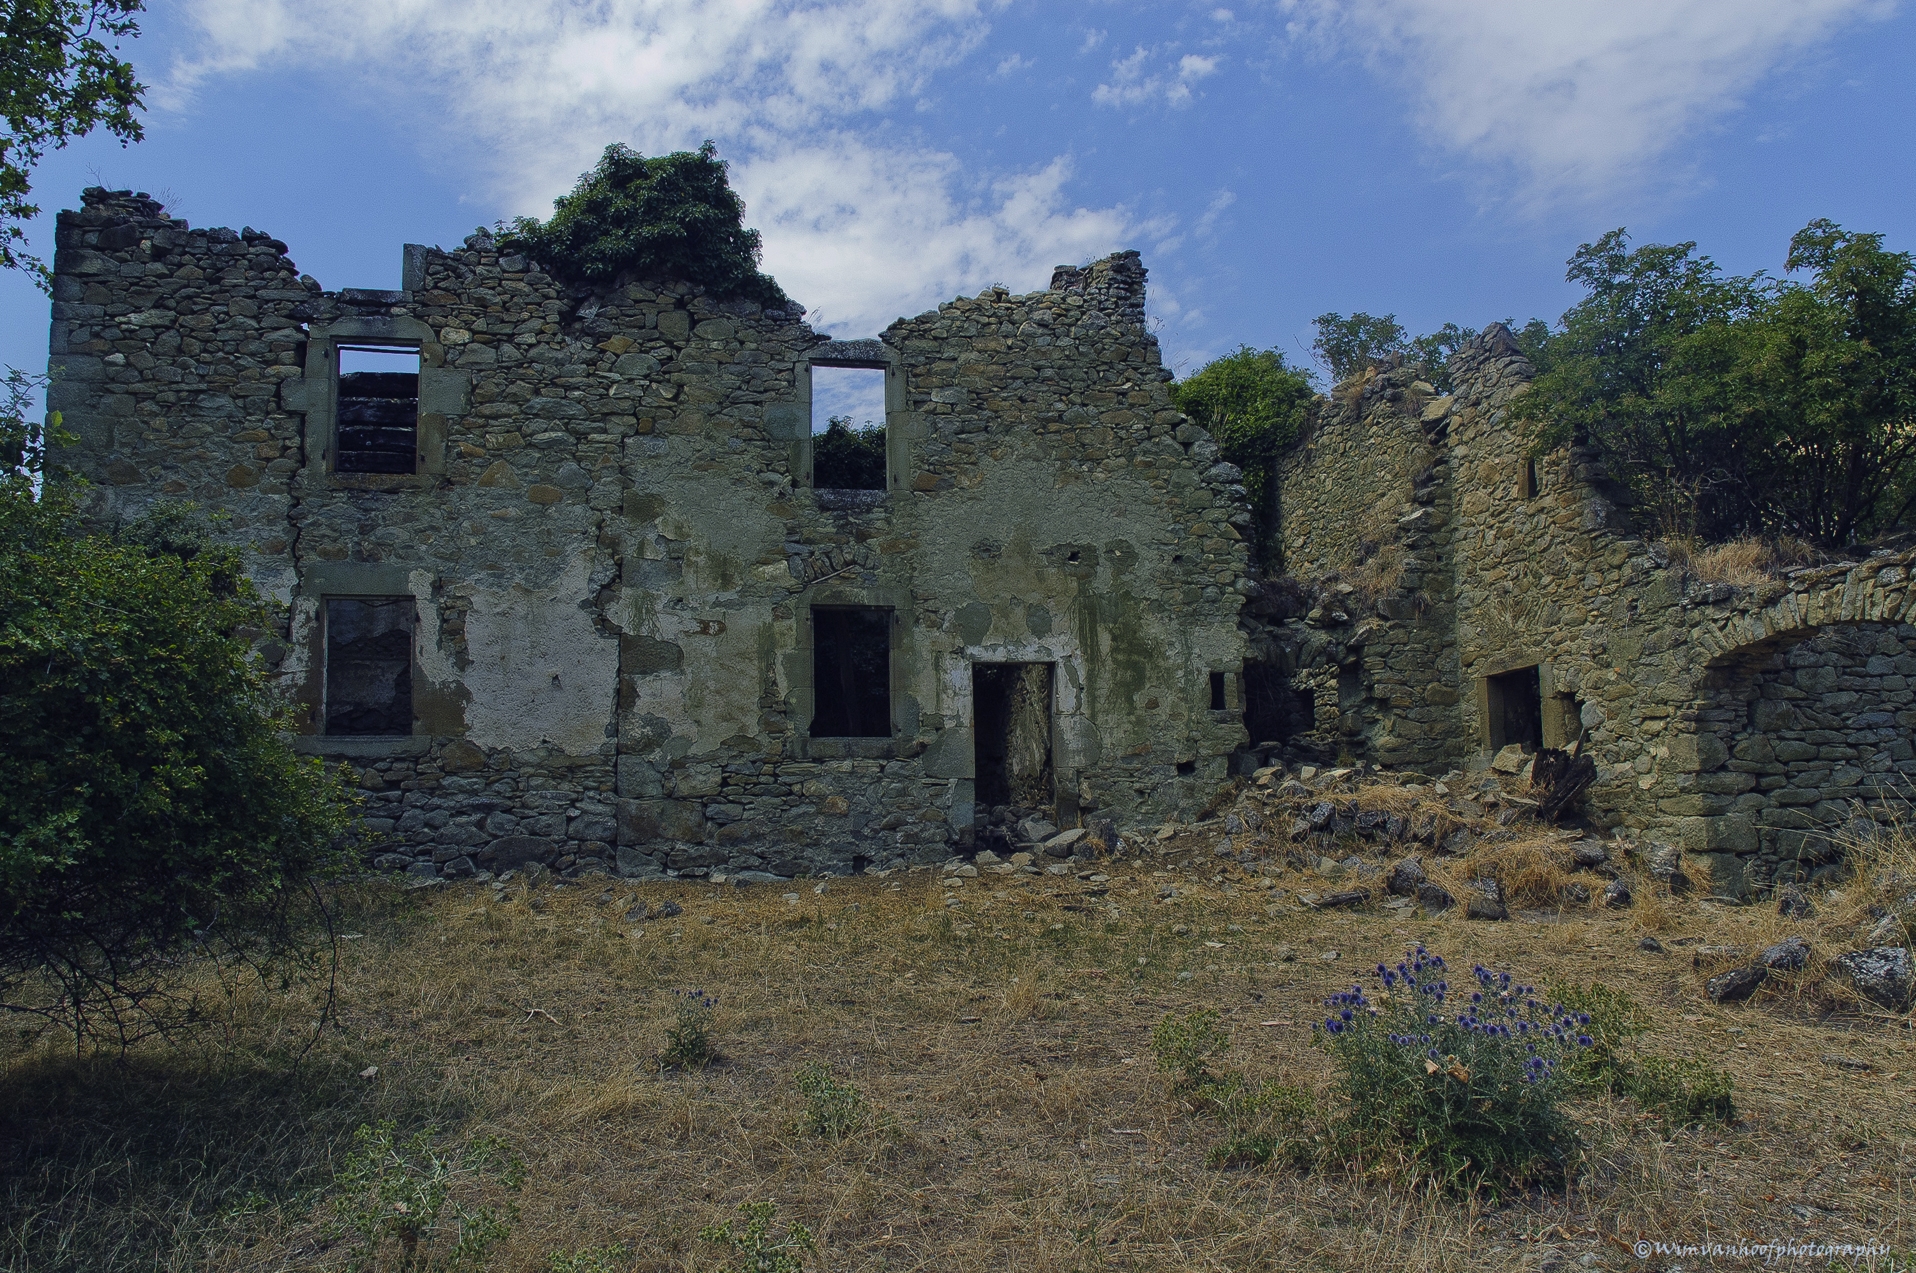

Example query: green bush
[1552,981,1735,1125]
[498,142,787,306]
[1314,949,1590,1192]
[794,1060,866,1140]
[1,375,354,1046]
[662,988,718,1071]
[330,1121,524,1273]
[1150,1007,1230,1091]
[698,1201,814,1273]
[1625,1055,1737,1126]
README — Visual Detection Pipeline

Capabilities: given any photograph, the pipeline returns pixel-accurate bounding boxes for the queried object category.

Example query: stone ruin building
[47,187,1916,894]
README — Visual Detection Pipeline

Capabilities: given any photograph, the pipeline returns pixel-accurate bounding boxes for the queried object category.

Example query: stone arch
[1688,620,1916,894]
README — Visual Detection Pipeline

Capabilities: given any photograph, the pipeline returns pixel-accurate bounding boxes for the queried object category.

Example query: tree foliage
[1310,313,1521,393]
[811,415,885,491]
[1,0,146,282]
[1521,223,1916,546]
[1,377,353,1047]
[498,142,788,306]
[1171,346,1315,563]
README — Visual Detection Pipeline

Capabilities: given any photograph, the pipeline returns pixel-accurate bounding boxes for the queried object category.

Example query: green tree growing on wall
[1,0,147,283]
[1172,346,1316,563]
[1,377,353,1048]
[498,141,788,306]
[1520,222,1916,547]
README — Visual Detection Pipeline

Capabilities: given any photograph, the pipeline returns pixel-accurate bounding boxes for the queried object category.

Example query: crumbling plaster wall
[48,189,1249,881]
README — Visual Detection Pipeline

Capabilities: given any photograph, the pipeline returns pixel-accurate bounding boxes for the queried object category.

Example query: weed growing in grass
[546,1243,630,1272]
[330,1120,524,1272]
[1313,948,1591,1192]
[698,1201,815,1272]
[794,1060,866,1139]
[1553,981,1736,1126]
[662,989,718,1071]
[1150,1008,1230,1090]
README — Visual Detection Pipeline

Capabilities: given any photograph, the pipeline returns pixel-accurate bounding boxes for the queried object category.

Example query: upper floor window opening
[811,363,886,491]
[336,343,421,473]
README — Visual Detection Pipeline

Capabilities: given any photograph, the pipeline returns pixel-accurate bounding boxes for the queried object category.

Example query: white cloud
[1281,0,1898,204]
[1092,45,1220,108]
[994,52,1034,75]
[162,0,1144,332]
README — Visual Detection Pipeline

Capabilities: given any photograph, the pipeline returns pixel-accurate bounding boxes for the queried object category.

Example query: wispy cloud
[1092,45,1220,108]
[162,0,1142,333]
[1281,0,1898,206]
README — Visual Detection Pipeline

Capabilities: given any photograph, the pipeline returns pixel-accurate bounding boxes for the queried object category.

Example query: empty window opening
[337,344,420,473]
[1485,665,1543,752]
[1209,671,1228,711]
[1243,661,1315,743]
[974,662,1054,812]
[810,607,892,737]
[1175,760,1197,777]
[325,597,414,735]
[1519,457,1539,499]
[811,365,886,490]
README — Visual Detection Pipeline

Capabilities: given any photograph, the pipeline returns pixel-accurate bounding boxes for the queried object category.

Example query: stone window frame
[764,340,910,496]
[789,581,914,759]
[284,313,468,490]
[290,563,430,759]
[1473,660,1580,754]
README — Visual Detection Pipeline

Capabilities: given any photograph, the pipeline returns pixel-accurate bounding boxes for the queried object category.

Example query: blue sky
[5,0,1913,398]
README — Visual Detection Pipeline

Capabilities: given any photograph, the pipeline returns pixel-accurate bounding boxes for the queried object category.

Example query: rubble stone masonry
[50,188,1251,881]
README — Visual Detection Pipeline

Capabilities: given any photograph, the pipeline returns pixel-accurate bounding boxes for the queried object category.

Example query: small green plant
[1629,1054,1737,1125]
[662,988,718,1071]
[1552,981,1735,1125]
[794,1061,866,1139]
[698,1201,815,1273]
[547,1243,630,1273]
[331,1120,524,1272]
[1195,1073,1320,1169]
[1150,1008,1230,1091]
[1314,948,1591,1192]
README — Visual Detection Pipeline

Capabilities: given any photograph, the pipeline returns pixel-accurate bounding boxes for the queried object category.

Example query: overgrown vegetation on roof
[498,142,788,307]
[1171,346,1315,564]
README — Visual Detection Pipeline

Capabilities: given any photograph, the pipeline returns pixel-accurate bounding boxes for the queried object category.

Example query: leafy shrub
[662,988,718,1071]
[1150,1008,1230,1091]
[2,377,354,1046]
[497,142,787,306]
[810,416,885,491]
[1553,981,1736,1125]
[1314,948,1591,1192]
[698,1201,814,1273]
[1629,1055,1737,1126]
[794,1061,866,1140]
[1194,1073,1320,1169]
[330,1121,524,1273]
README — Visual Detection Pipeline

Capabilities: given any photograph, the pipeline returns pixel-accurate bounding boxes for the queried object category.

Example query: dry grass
[3,807,1915,1272]
[1661,536,1826,588]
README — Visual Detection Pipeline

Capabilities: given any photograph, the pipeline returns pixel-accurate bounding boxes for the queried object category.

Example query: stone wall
[48,188,1250,881]
[1266,323,1916,893]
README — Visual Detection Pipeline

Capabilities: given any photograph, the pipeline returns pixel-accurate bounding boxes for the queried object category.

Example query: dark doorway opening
[974,662,1054,811]
[1243,661,1314,744]
[810,607,892,737]
[325,597,414,735]
[1486,665,1543,752]
[336,345,420,473]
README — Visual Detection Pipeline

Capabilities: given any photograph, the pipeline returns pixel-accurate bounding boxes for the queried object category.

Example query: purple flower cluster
[676,988,717,1011]
[1312,947,1593,1084]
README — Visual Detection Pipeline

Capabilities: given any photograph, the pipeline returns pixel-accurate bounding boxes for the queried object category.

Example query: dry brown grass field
[4,778,1914,1272]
